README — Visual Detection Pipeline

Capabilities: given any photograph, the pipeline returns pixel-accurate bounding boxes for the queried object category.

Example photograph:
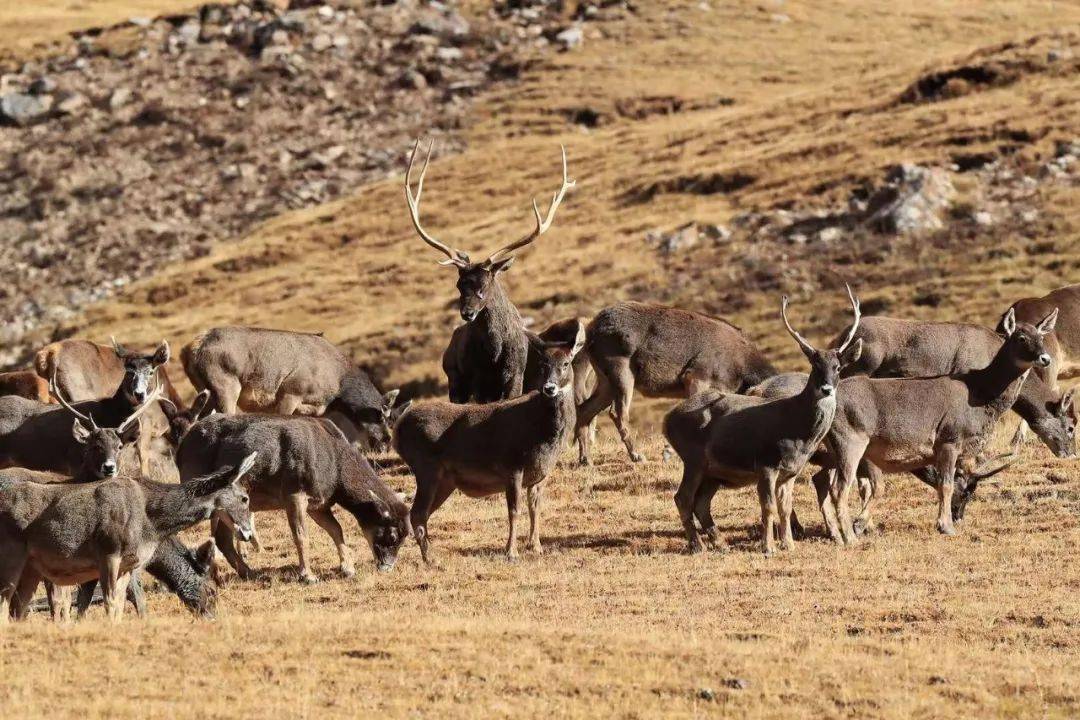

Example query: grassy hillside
[2,1,1080,718]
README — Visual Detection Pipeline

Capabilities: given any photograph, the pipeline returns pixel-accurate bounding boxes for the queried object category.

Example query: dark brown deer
[35,338,182,405]
[825,307,1057,543]
[577,302,777,464]
[0,448,255,624]
[664,289,862,555]
[176,414,409,583]
[998,283,1080,384]
[395,321,586,562]
[832,315,1076,457]
[0,370,52,403]
[405,139,575,403]
[181,327,399,452]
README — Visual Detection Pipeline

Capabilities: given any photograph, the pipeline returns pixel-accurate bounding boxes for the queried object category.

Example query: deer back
[0,371,52,403]
[1003,284,1080,355]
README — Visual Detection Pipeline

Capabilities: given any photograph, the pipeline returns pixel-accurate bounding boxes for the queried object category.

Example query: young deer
[395,321,587,562]
[825,307,1058,543]
[35,338,183,405]
[576,302,777,465]
[405,139,575,403]
[664,288,862,555]
[998,283,1079,384]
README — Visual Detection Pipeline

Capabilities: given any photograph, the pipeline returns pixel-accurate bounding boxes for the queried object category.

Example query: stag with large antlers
[405,139,576,403]
[664,288,863,555]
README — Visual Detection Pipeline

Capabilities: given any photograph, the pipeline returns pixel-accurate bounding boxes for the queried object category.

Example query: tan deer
[405,139,575,404]
[0,370,52,403]
[35,338,182,405]
[998,283,1080,384]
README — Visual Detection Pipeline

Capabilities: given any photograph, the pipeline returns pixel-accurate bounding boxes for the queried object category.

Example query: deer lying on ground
[405,139,576,403]
[176,414,409,583]
[181,327,399,452]
[834,315,1075,456]
[35,338,183,405]
[824,307,1057,543]
[664,289,861,555]
[395,320,586,562]
[1,342,172,477]
[998,283,1079,384]
[0,426,255,624]
[578,302,777,464]
[0,370,52,403]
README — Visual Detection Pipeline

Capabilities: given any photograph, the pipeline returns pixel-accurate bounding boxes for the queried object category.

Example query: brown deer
[176,414,409,583]
[832,315,1076,457]
[181,327,399,452]
[825,307,1057,543]
[0,370,52,403]
[35,338,183,405]
[577,302,777,465]
[395,321,586,563]
[998,283,1080,384]
[664,289,862,555]
[405,139,575,403]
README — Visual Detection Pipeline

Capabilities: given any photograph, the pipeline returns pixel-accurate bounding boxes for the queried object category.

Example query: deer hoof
[298,572,320,585]
[629,452,646,463]
[937,521,958,537]
[340,566,357,579]
[505,553,520,564]
[578,456,592,467]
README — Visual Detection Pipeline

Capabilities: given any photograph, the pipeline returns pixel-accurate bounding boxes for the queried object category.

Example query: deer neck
[475,281,522,347]
[964,351,1029,411]
[795,382,837,447]
[141,481,216,539]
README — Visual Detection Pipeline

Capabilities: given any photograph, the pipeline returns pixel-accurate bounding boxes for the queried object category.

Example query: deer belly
[864,440,935,473]
[450,466,507,498]
[30,553,106,586]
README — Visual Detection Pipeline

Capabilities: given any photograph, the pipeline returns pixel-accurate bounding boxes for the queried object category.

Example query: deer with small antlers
[405,139,576,403]
[664,288,863,555]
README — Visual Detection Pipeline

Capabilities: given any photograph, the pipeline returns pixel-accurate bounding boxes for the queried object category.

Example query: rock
[972,211,994,227]
[699,223,731,242]
[862,164,956,235]
[0,92,53,126]
[312,33,333,52]
[108,87,132,110]
[556,26,584,50]
[770,13,791,23]
[28,77,56,96]
[129,16,153,27]
[723,678,749,690]
[310,145,346,169]
[408,11,470,39]
[397,69,428,90]
[697,688,716,701]
[1055,139,1079,158]
[332,34,349,49]
[436,46,464,61]
[818,226,843,243]
[657,223,698,254]
[317,5,335,20]
[54,90,88,115]
[1047,48,1073,63]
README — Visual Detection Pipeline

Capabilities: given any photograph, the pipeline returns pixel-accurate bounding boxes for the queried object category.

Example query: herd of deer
[0,140,1077,624]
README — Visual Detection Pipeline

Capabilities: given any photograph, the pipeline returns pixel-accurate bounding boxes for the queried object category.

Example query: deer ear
[191,390,211,419]
[1036,308,1059,335]
[489,257,515,274]
[119,420,142,445]
[72,419,92,444]
[392,399,413,422]
[159,398,179,421]
[152,340,171,366]
[569,322,587,358]
[1061,387,1076,415]
[381,389,400,416]
[840,338,863,366]
[194,539,217,573]
[1001,308,1017,337]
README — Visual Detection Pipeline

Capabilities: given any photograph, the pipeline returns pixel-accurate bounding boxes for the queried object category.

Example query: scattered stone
[862,164,956,235]
[652,223,699,254]
[818,226,843,243]
[397,69,428,90]
[436,46,464,62]
[556,26,585,50]
[972,211,994,227]
[770,13,792,23]
[108,87,132,110]
[312,33,333,52]
[54,90,88,115]
[317,5,335,21]
[929,675,949,686]
[723,678,748,690]
[0,92,53,126]
[699,223,732,242]
[1055,139,1079,158]
[697,688,716,701]
[28,77,56,96]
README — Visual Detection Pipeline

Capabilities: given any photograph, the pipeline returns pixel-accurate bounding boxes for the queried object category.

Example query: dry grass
[3,0,1080,717]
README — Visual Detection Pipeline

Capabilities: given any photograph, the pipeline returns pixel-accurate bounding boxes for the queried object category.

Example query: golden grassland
[3,1,1080,717]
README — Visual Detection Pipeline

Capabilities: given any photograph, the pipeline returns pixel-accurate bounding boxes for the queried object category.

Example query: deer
[833,315,1075,456]
[181,327,400,452]
[395,320,587,563]
[176,414,410,584]
[824,306,1058,544]
[35,338,183,406]
[998,283,1080,385]
[0,343,171,478]
[0,436,256,624]
[0,370,52,403]
[664,288,862,555]
[577,302,778,465]
[404,138,576,404]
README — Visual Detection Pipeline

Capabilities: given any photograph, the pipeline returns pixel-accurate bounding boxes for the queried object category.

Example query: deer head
[404,139,575,322]
[190,452,258,542]
[159,389,213,447]
[112,338,170,404]
[997,307,1057,369]
[1030,387,1077,459]
[527,320,587,399]
[782,284,863,400]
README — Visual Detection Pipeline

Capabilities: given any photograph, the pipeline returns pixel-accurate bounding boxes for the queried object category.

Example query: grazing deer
[181,327,399,452]
[0,442,255,624]
[35,338,183,405]
[825,307,1058,543]
[577,302,777,464]
[998,283,1080,384]
[664,289,862,555]
[405,139,576,403]
[395,321,587,562]
[0,370,52,403]
[176,414,409,583]
[833,315,1076,457]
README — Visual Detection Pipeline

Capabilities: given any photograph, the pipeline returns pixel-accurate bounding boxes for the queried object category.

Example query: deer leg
[608,360,644,463]
[127,570,147,618]
[99,554,124,623]
[1009,419,1029,450]
[213,513,255,580]
[934,446,960,536]
[409,469,447,565]
[834,440,867,546]
[526,481,544,555]
[285,493,317,584]
[674,464,706,553]
[575,373,613,466]
[308,507,354,578]
[810,468,843,543]
[854,462,880,536]
[757,470,779,557]
[505,472,524,562]
[692,477,726,551]
[204,371,242,414]
[0,546,28,625]
[74,581,97,619]
[777,478,796,551]
[11,568,43,621]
